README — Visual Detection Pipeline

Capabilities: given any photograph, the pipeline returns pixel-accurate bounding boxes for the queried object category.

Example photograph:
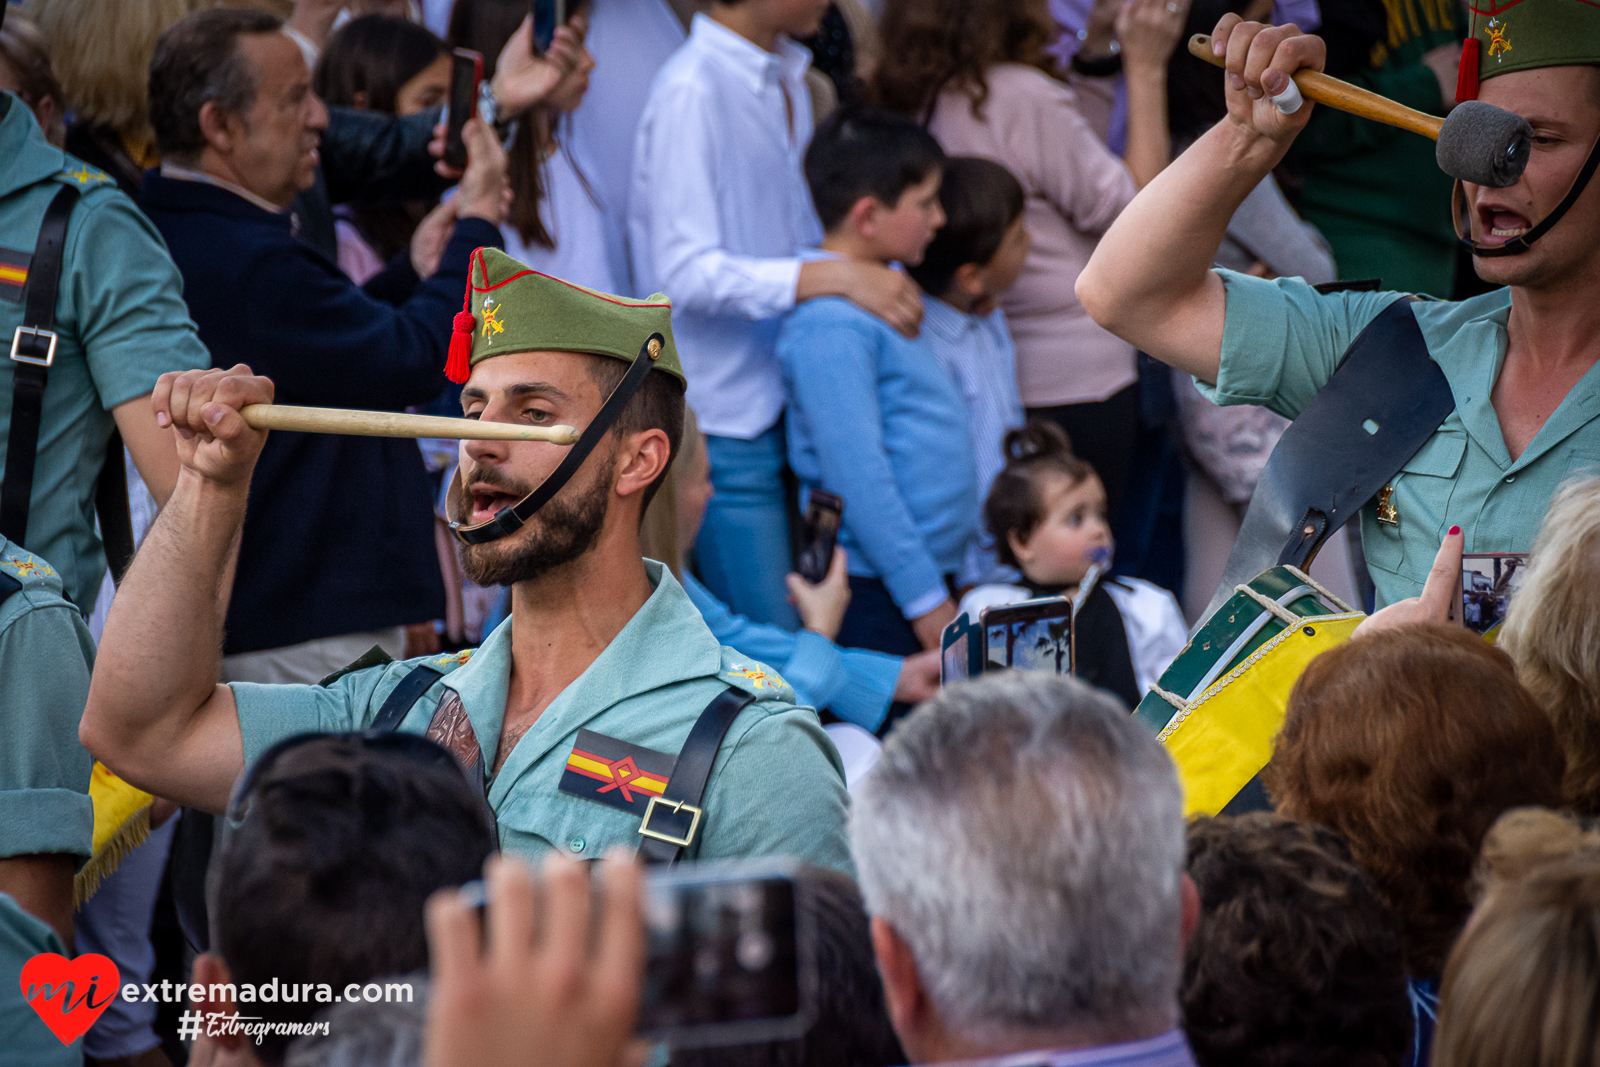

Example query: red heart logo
[19,953,121,1046]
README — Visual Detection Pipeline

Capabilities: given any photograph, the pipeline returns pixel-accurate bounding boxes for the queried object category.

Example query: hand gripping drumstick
[1187,34,1532,188]
[240,405,581,445]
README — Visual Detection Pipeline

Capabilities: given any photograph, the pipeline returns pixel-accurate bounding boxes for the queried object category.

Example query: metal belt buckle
[10,326,58,367]
[638,796,703,848]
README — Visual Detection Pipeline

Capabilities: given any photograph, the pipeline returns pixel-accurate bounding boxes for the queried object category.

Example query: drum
[1134,566,1366,817]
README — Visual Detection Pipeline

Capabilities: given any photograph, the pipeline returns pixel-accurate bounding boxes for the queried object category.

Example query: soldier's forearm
[84,468,246,757]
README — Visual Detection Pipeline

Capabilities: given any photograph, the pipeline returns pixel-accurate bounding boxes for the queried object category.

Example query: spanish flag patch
[558,729,675,816]
[0,248,29,303]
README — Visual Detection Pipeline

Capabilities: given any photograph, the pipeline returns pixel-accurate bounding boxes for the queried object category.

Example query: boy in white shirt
[629,0,922,629]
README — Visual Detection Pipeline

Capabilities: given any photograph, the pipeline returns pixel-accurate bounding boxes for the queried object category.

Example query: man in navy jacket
[141,8,509,680]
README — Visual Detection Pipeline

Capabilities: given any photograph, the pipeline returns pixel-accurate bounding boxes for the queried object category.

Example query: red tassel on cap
[445,249,481,384]
[1456,37,1480,103]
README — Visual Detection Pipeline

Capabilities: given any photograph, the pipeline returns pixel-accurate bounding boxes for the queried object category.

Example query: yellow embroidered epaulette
[0,549,56,584]
[55,161,115,189]
[716,649,792,701]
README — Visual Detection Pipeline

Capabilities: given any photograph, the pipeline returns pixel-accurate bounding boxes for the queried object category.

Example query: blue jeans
[697,424,799,630]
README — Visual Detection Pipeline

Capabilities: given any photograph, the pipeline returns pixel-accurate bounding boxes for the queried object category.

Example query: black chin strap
[449,334,662,545]
[1456,133,1600,258]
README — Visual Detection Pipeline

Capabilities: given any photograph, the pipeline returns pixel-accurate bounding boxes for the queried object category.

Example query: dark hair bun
[1002,419,1075,464]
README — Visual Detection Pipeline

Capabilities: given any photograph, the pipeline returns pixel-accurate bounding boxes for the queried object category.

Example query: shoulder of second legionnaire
[714,646,799,706]
[0,541,71,622]
[50,157,119,196]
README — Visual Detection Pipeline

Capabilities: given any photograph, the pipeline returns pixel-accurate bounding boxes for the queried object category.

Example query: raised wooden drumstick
[240,404,581,444]
[1187,34,1531,187]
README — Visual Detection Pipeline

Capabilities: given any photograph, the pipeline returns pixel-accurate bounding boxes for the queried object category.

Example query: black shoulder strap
[638,686,758,866]
[0,569,21,608]
[372,663,445,732]
[1202,298,1456,623]
[1,184,80,549]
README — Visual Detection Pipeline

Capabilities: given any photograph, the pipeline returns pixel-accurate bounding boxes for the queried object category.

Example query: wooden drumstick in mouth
[240,404,581,444]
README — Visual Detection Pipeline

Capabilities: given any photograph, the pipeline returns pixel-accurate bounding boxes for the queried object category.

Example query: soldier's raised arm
[79,366,276,814]
[1075,17,1326,383]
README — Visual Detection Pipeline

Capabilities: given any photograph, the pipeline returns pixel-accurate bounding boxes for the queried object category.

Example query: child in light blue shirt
[780,110,979,657]
[907,157,1033,584]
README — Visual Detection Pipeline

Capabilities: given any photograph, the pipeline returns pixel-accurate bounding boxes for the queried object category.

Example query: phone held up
[461,856,815,1050]
[443,48,483,171]
[532,0,568,51]
[795,490,843,585]
[941,596,1074,684]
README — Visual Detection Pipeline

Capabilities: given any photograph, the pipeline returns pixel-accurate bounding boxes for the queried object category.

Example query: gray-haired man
[851,672,1200,1066]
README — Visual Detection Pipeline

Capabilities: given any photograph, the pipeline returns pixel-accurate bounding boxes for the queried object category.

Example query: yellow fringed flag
[75,762,153,906]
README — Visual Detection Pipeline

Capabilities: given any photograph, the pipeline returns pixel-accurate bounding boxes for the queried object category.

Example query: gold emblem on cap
[481,297,506,343]
[647,337,662,360]
[1486,18,1512,60]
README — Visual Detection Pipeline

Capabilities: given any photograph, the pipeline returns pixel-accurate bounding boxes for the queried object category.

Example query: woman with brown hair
[871,0,1186,525]
[449,0,607,290]
[1498,476,1600,818]
[1265,625,1566,1067]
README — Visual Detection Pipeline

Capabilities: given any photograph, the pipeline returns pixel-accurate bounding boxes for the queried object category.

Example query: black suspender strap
[372,663,444,732]
[638,686,757,866]
[1201,298,1456,623]
[1,184,80,549]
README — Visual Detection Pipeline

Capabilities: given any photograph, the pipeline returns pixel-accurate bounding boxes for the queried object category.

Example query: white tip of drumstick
[1270,78,1304,115]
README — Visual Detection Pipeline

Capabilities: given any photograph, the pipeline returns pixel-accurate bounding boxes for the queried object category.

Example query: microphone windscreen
[1436,102,1533,188]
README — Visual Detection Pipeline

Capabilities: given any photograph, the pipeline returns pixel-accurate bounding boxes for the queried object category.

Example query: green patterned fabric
[1469,0,1600,80]
[465,247,685,383]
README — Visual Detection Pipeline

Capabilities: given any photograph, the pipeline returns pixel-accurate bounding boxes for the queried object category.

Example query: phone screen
[796,490,843,585]
[639,858,814,1048]
[1461,553,1528,636]
[443,49,482,170]
[982,597,1073,675]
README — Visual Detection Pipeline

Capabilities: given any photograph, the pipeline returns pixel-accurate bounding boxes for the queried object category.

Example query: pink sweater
[929,64,1138,407]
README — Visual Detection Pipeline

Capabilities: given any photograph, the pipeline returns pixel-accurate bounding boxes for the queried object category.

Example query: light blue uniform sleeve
[683,573,899,731]
[779,306,947,612]
[0,602,94,859]
[1198,269,1411,420]
[230,662,423,766]
[70,192,210,410]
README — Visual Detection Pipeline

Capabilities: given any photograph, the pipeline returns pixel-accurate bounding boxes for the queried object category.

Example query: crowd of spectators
[2,0,1600,1066]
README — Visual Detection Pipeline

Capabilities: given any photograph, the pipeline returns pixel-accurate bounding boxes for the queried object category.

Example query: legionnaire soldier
[82,249,853,871]
[1076,0,1600,612]
[0,86,210,610]
[0,539,96,1064]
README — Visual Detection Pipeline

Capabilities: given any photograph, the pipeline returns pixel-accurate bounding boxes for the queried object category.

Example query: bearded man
[80,250,851,871]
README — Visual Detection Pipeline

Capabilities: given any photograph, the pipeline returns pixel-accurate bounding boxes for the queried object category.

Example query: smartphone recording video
[981,596,1073,675]
[1461,552,1528,636]
[443,49,483,170]
[639,857,815,1049]
[795,490,843,585]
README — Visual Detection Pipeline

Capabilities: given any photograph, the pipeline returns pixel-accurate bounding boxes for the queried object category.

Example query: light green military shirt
[0,92,210,610]
[2,894,78,1067]
[1203,269,1600,608]
[232,562,854,871]
[0,540,94,1065]
[0,540,95,861]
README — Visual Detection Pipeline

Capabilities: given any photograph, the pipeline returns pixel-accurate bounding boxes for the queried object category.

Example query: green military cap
[445,247,684,385]
[1464,0,1600,88]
